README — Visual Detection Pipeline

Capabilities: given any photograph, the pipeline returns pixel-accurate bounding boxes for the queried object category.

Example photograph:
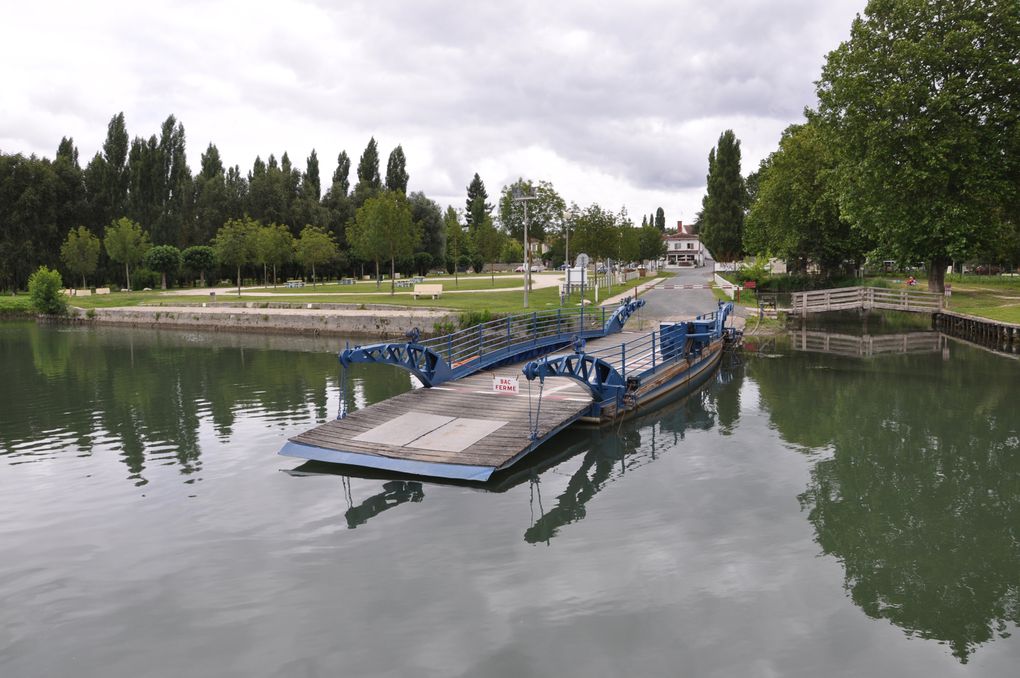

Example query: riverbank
[54,304,457,338]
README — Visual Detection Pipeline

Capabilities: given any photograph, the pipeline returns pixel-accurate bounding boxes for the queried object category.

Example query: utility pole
[513,186,538,309]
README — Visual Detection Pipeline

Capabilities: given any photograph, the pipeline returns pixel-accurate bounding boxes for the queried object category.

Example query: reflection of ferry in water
[282,301,741,481]
[289,353,738,541]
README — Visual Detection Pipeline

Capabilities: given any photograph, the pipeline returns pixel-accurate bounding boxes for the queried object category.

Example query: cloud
[1,0,865,222]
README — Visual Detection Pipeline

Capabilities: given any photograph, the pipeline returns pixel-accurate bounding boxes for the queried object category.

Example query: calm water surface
[1,321,1018,677]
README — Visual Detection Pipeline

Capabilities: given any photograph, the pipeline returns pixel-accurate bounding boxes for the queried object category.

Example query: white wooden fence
[790,286,943,315]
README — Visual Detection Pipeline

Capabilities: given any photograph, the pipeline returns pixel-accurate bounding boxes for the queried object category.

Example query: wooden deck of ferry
[284,331,662,481]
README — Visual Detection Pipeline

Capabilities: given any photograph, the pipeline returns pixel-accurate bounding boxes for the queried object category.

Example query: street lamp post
[513,187,538,309]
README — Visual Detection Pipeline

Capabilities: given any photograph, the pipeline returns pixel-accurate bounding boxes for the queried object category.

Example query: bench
[394,279,412,288]
[412,283,443,300]
[285,280,305,288]
[339,278,356,285]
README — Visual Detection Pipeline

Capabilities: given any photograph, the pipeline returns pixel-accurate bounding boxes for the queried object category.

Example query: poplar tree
[655,207,665,231]
[385,145,409,194]
[353,137,381,208]
[699,130,745,262]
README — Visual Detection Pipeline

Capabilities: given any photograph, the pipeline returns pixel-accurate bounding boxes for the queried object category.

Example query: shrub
[28,266,68,315]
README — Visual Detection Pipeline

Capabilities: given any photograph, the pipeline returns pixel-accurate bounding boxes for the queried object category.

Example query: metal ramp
[339,299,645,387]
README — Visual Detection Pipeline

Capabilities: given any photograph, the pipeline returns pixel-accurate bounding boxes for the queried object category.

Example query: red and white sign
[492,375,520,393]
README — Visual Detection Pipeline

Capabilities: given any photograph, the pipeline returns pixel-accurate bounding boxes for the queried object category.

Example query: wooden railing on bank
[790,286,943,315]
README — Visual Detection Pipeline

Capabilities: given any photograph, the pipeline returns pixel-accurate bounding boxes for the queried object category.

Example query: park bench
[285,280,304,288]
[412,283,443,300]
[339,278,356,285]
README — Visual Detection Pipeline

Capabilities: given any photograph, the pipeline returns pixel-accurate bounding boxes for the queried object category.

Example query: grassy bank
[55,274,661,316]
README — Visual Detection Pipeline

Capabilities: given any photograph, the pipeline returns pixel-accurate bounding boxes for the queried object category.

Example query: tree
[475,215,504,284]
[745,121,868,276]
[654,207,666,231]
[351,192,419,295]
[28,266,67,315]
[385,145,409,194]
[144,244,181,290]
[294,224,337,287]
[497,179,566,243]
[618,224,641,263]
[699,130,745,261]
[60,226,100,289]
[353,137,381,208]
[443,206,464,285]
[255,223,295,287]
[569,203,620,264]
[816,0,1020,292]
[639,224,667,263]
[408,192,445,263]
[103,217,151,291]
[465,173,492,232]
[181,245,217,287]
[213,217,258,295]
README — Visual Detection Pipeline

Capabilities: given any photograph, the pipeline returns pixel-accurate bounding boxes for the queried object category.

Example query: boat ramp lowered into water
[281,299,739,481]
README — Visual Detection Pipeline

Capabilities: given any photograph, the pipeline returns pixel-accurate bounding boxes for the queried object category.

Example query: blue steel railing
[339,298,645,387]
[521,302,734,406]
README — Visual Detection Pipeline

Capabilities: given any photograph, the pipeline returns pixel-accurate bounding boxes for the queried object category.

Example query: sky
[2,0,866,226]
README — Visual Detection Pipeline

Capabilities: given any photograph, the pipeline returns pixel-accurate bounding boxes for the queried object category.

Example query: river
[1,320,1017,677]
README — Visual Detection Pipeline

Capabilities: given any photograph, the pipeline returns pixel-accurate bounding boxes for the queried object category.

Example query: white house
[663,221,704,267]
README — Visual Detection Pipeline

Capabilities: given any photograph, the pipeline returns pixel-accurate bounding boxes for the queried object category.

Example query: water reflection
[297,355,742,546]
[0,322,414,486]
[751,339,1020,663]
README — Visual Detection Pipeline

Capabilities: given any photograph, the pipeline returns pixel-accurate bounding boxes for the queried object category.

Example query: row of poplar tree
[696,0,1020,292]
[1,112,669,292]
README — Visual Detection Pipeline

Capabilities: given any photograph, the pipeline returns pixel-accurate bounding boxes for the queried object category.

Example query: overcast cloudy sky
[2,0,865,225]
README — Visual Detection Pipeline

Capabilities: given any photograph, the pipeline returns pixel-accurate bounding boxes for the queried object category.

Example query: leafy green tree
[699,130,745,261]
[654,207,665,231]
[83,113,130,233]
[443,206,464,284]
[181,245,217,287]
[638,224,667,263]
[144,244,181,290]
[28,266,67,315]
[256,223,295,287]
[465,173,492,232]
[303,149,321,201]
[569,203,620,264]
[618,224,641,263]
[104,217,151,291]
[321,150,354,249]
[409,191,445,263]
[213,217,258,295]
[497,178,566,243]
[475,215,504,284]
[194,144,231,245]
[353,137,381,208]
[385,145,409,194]
[351,192,419,295]
[816,0,1020,292]
[745,121,869,276]
[294,224,337,287]
[60,226,100,289]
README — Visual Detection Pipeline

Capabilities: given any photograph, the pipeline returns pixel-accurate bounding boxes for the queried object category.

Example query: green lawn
[250,272,546,294]
[0,294,33,314]
[60,273,661,315]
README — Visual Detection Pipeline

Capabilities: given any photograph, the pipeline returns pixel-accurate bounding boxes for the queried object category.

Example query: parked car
[514,264,526,272]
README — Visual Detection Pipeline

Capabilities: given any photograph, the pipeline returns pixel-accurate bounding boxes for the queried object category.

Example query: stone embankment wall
[70,305,456,339]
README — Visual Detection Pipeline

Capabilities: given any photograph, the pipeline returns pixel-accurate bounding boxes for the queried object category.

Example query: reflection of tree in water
[525,362,737,544]
[1,324,412,487]
[751,346,1020,662]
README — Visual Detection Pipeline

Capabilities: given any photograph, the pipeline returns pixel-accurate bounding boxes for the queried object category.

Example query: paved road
[638,264,718,322]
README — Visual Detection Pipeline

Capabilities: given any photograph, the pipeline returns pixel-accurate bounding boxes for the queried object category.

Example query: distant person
[906,275,917,286]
